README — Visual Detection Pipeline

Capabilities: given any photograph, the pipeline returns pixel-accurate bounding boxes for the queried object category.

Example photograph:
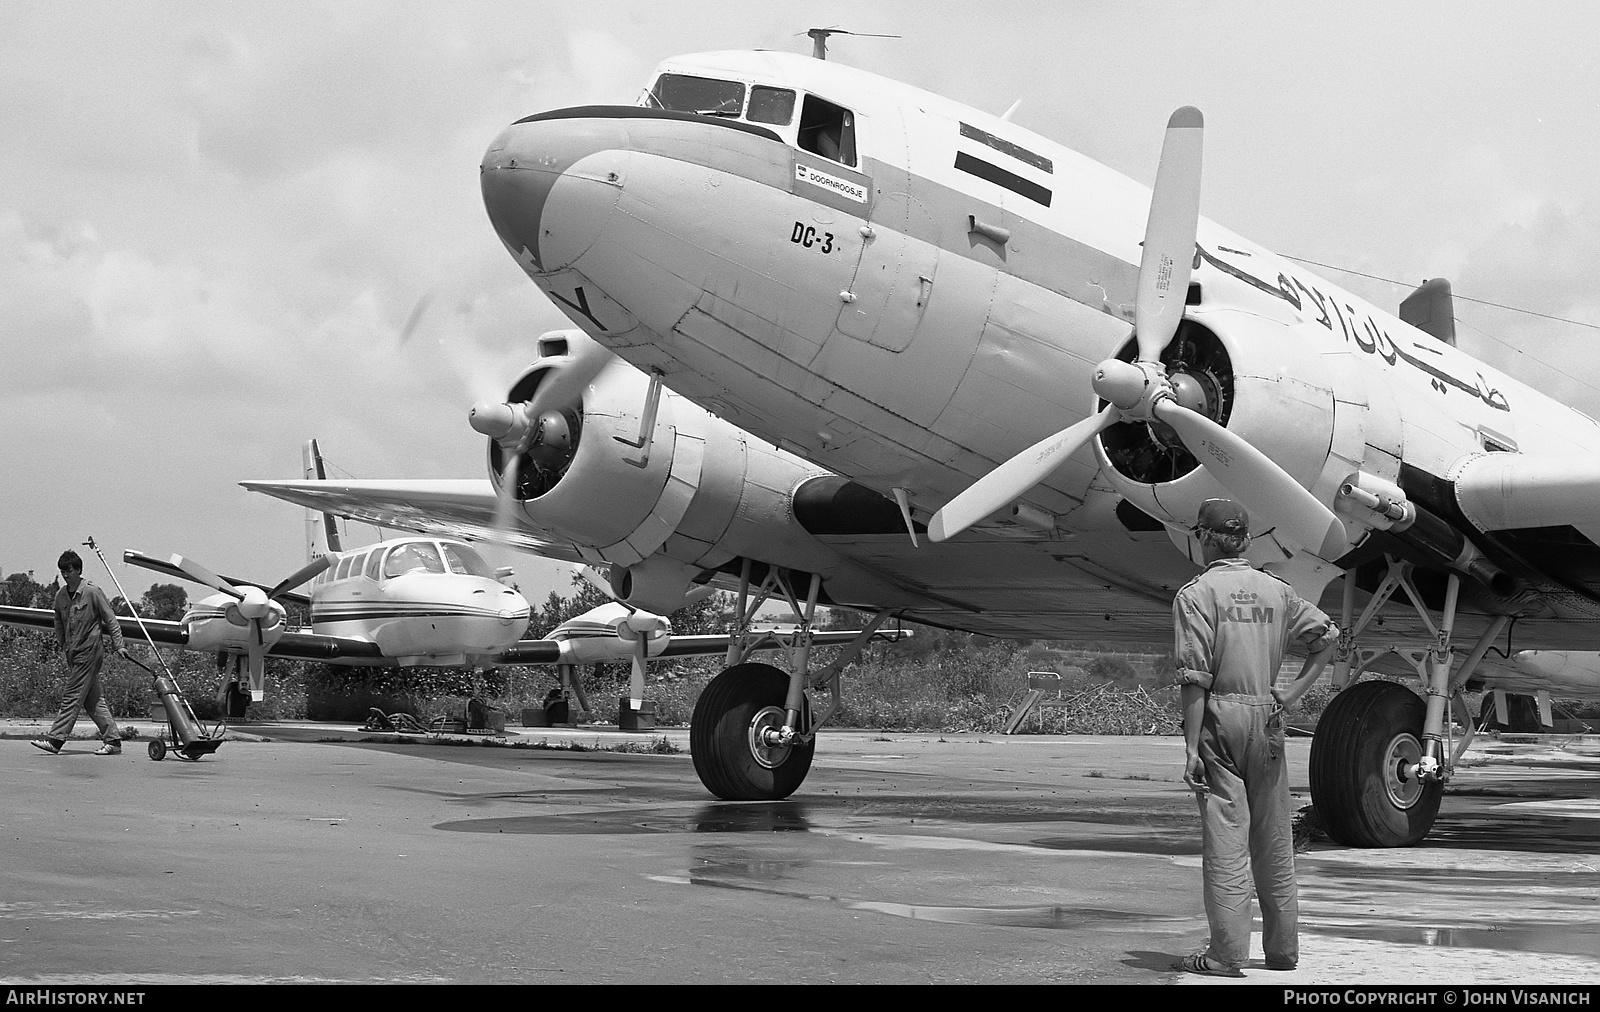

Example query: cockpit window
[651,74,746,118]
[798,95,856,167]
[442,543,496,579]
[383,542,444,578]
[747,86,796,126]
[364,551,383,581]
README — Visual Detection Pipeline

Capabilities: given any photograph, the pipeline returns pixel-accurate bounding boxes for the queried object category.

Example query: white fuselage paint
[474,51,1600,689]
[184,538,531,667]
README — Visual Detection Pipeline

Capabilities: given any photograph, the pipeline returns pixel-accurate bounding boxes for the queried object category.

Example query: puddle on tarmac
[433,802,816,835]
[1030,835,1203,855]
[1419,810,1600,854]
[1314,923,1600,960]
[657,853,1197,932]
[845,900,1194,930]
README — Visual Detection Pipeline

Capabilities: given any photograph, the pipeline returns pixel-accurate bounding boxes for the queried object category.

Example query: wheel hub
[747,706,792,769]
[1383,732,1426,808]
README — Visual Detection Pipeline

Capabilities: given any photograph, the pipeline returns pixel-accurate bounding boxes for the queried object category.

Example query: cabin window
[335,556,353,581]
[650,73,745,118]
[442,543,496,578]
[748,86,796,126]
[383,542,444,578]
[797,95,856,167]
[364,551,384,581]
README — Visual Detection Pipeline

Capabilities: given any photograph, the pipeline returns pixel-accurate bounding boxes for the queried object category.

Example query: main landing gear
[690,561,894,801]
[1309,558,1510,846]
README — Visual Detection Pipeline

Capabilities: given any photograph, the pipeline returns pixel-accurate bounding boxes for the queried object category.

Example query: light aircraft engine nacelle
[1094,311,1342,550]
[182,593,289,654]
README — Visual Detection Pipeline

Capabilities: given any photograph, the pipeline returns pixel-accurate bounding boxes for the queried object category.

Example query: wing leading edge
[239,479,582,561]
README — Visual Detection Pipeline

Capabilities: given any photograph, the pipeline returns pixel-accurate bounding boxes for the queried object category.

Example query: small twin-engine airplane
[244,38,1600,847]
[1,438,895,722]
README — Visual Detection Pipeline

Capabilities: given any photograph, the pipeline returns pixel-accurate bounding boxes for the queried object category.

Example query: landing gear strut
[689,561,893,801]
[1310,558,1510,846]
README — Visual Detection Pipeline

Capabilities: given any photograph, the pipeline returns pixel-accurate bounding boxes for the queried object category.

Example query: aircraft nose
[480,111,629,274]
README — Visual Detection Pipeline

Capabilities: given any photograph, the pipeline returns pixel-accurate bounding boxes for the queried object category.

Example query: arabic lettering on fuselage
[1195,246,1510,412]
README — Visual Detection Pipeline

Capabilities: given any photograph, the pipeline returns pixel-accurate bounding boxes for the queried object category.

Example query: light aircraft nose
[480,110,630,274]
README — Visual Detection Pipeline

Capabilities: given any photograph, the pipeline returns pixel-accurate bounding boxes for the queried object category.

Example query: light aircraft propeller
[929,107,1350,560]
[124,550,330,700]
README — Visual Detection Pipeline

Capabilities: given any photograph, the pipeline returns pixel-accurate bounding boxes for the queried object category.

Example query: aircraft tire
[1309,680,1442,847]
[690,663,814,801]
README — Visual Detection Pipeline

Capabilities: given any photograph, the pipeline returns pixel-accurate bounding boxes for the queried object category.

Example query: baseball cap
[1195,498,1250,536]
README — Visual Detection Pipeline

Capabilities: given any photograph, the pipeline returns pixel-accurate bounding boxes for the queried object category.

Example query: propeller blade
[576,565,614,599]
[523,344,609,426]
[244,635,267,701]
[1134,106,1203,364]
[267,556,332,600]
[928,404,1122,542]
[167,554,242,599]
[1151,399,1350,558]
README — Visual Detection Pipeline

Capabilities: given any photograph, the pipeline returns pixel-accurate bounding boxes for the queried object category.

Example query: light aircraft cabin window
[364,551,383,581]
[335,556,353,581]
[797,95,856,167]
[747,86,796,126]
[650,73,746,118]
[383,542,444,578]
[442,543,496,579]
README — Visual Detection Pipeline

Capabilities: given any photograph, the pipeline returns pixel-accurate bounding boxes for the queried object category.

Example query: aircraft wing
[239,479,583,562]
[0,605,384,661]
[0,604,191,647]
[658,627,910,658]
[493,640,563,664]
[1454,455,1600,543]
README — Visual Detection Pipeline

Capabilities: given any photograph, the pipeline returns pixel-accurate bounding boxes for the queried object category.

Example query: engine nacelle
[182,593,287,653]
[1095,311,1340,537]
[480,332,908,610]
[607,555,704,615]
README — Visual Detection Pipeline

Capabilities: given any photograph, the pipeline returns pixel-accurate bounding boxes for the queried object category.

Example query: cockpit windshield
[747,86,796,125]
[651,74,745,117]
[441,542,497,579]
[384,542,444,578]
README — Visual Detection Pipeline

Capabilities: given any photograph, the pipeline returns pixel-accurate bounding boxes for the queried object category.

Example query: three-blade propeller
[124,550,331,700]
[928,107,1349,560]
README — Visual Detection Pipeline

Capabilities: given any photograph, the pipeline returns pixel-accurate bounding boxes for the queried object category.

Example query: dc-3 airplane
[1,438,893,722]
[244,37,1600,848]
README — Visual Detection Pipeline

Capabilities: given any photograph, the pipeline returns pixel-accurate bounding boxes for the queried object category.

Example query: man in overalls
[31,549,129,756]
[1172,500,1339,976]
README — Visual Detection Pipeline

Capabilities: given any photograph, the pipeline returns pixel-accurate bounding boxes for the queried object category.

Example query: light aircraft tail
[302,438,344,561]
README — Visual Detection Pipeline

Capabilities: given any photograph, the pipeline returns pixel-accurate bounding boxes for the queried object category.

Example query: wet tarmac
[0,719,1596,985]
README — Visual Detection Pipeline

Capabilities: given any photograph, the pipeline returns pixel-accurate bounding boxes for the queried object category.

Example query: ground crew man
[1172,500,1339,977]
[31,549,129,756]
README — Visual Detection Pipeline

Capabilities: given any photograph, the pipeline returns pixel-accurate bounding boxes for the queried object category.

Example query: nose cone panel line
[482,106,788,276]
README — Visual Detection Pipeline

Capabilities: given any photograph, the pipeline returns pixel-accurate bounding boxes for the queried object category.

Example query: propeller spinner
[929,107,1350,560]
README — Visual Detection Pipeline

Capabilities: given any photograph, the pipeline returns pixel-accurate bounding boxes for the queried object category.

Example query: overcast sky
[4,1,1598,608]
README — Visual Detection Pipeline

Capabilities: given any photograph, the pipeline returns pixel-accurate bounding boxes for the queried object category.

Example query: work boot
[93,742,121,756]
[30,738,62,755]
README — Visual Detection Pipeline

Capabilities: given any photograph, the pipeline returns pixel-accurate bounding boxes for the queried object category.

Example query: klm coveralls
[49,580,126,744]
[1173,557,1337,969]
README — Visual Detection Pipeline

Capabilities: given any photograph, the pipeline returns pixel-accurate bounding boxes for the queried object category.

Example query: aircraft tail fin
[301,439,344,560]
[1400,277,1456,346]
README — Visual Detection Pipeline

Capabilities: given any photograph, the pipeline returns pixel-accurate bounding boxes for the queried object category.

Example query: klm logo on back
[1221,588,1274,624]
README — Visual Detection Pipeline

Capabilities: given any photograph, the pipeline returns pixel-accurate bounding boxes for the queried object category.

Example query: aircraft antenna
[802,27,900,61]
